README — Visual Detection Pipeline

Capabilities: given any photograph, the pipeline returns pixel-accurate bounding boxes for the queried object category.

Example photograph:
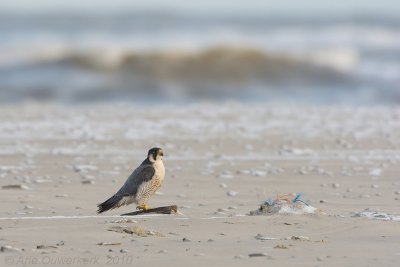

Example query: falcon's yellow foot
[136,204,149,211]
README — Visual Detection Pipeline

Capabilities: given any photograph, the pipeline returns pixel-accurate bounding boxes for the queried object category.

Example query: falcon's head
[148,147,164,162]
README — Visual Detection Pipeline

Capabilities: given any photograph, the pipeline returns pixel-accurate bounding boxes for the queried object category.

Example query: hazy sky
[1,0,399,15]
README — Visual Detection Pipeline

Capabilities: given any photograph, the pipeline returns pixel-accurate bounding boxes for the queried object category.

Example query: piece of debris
[248,253,269,257]
[249,193,322,216]
[120,205,177,216]
[287,236,310,241]
[227,190,238,197]
[36,245,58,249]
[105,219,136,224]
[255,234,280,240]
[2,184,31,190]
[369,168,382,177]
[81,180,95,185]
[107,226,164,237]
[169,232,179,236]
[97,242,122,246]
[332,183,340,189]
[1,245,22,253]
[55,194,68,198]
[234,255,246,259]
[274,244,288,249]
[73,165,97,173]
[351,209,400,221]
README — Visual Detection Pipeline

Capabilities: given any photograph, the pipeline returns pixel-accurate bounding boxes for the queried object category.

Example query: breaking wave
[13,46,354,84]
[0,46,396,104]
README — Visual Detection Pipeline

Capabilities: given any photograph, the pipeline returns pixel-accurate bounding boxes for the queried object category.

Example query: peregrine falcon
[97,147,165,213]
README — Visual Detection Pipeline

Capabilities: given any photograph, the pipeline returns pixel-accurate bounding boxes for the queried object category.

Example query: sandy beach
[2,1,400,266]
[0,103,399,266]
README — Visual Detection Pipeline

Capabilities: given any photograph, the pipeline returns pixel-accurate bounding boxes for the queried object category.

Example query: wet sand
[0,103,399,266]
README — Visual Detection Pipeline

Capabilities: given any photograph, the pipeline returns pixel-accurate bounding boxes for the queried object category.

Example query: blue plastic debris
[250,193,317,216]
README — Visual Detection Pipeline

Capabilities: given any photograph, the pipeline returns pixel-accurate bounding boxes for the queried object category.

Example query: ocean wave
[15,46,353,86]
[0,46,397,104]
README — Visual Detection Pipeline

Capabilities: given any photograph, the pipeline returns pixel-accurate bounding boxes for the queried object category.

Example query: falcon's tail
[97,195,123,213]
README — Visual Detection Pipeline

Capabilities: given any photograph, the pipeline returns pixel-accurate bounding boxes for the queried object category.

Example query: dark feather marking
[97,165,155,213]
[97,195,123,213]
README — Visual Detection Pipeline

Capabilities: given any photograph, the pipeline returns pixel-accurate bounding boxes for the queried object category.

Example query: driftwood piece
[120,205,178,216]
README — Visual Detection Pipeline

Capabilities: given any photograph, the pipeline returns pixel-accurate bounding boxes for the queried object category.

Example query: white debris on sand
[73,165,97,173]
[351,209,400,222]
[249,194,322,216]
[368,168,383,177]
[227,190,238,197]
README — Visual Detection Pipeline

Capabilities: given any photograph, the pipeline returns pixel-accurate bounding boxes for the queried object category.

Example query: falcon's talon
[136,204,149,211]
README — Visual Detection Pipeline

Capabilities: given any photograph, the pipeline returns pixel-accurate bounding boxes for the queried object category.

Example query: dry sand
[0,103,399,266]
